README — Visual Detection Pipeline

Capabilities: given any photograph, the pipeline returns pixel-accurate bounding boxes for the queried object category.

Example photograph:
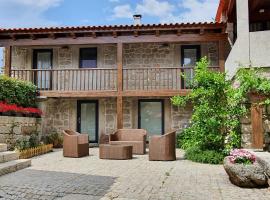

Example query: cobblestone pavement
[0,148,269,200]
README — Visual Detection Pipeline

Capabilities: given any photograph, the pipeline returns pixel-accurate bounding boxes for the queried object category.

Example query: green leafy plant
[172,58,270,164]
[41,132,63,148]
[172,57,244,153]
[0,75,38,107]
[185,147,225,164]
[15,130,40,151]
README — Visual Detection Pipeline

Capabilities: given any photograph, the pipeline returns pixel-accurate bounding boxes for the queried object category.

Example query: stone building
[0,21,226,144]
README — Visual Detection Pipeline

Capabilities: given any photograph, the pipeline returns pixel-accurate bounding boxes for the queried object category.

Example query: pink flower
[229,149,256,164]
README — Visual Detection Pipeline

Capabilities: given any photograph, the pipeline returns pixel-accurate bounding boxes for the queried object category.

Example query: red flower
[0,101,43,116]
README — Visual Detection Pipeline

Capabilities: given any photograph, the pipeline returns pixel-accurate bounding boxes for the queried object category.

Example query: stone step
[0,144,7,152]
[0,159,31,176]
[0,151,19,163]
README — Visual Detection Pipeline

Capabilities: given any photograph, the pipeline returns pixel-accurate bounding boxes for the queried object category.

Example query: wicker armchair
[109,129,147,154]
[63,130,89,158]
[149,131,176,161]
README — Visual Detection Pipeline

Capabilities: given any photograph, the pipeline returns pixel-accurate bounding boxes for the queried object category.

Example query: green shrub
[41,132,63,148]
[185,147,225,164]
[0,75,37,107]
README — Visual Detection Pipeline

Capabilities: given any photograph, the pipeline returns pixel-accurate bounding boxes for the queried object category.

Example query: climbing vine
[171,57,270,164]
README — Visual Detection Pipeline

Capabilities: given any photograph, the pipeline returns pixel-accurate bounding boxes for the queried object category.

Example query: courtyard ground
[0,148,269,200]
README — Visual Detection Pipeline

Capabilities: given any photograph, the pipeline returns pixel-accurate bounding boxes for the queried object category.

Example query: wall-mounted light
[161,43,169,48]
[61,45,69,49]
[259,9,265,13]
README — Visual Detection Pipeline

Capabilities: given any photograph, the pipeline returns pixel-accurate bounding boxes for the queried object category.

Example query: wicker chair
[149,131,176,161]
[109,129,147,154]
[63,130,89,158]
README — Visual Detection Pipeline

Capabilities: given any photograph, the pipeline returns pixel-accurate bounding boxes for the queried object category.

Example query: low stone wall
[0,116,41,146]
[241,105,270,150]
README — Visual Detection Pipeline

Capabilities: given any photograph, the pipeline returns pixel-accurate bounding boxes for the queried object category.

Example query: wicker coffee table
[99,144,133,160]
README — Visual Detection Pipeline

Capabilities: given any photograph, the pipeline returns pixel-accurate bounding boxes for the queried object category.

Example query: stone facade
[38,97,193,140]
[39,99,77,134]
[241,105,270,150]
[11,42,219,70]
[0,116,41,148]
[171,104,193,133]
[103,98,117,134]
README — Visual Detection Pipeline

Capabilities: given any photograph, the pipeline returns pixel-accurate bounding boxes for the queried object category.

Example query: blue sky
[0,0,219,67]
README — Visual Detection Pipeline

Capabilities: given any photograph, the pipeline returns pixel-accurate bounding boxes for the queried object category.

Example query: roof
[0,22,225,34]
[216,0,227,22]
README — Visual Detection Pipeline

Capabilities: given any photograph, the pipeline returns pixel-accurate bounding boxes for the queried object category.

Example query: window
[79,48,97,68]
[250,21,270,32]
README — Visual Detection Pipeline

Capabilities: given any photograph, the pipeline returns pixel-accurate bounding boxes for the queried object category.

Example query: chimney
[133,14,142,26]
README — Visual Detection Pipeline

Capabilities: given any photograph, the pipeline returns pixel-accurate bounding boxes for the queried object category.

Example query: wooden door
[251,105,264,149]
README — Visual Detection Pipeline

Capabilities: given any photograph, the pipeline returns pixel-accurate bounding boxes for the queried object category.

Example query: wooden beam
[11,34,16,41]
[177,29,182,36]
[48,33,56,39]
[4,46,11,76]
[0,33,228,46]
[200,28,205,35]
[219,40,225,72]
[155,30,160,37]
[38,90,190,98]
[112,31,117,38]
[117,42,123,129]
[39,91,118,98]
[251,104,264,149]
[30,34,36,40]
[70,33,76,39]
[123,90,190,97]
[134,30,139,37]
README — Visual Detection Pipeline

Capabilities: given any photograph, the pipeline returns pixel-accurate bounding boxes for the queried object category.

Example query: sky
[0,0,220,67]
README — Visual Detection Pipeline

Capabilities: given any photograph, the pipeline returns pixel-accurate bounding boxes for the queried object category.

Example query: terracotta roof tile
[0,22,225,34]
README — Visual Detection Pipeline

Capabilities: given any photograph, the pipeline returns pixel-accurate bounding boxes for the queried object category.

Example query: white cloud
[0,0,63,28]
[112,4,133,19]
[109,0,120,2]
[176,0,218,23]
[111,0,218,24]
[136,0,175,17]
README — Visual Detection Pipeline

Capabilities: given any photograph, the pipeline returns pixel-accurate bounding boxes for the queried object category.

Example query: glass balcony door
[33,49,53,90]
[181,45,201,89]
[138,100,164,139]
[77,100,98,143]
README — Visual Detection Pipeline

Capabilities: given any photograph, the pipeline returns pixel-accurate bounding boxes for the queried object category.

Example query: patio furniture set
[63,129,176,161]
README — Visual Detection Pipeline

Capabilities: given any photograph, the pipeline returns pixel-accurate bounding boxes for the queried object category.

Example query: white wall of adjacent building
[225,0,270,78]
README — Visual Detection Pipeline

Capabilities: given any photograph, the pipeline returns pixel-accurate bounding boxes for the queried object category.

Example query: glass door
[138,100,164,139]
[33,49,53,90]
[77,100,98,143]
[181,45,201,89]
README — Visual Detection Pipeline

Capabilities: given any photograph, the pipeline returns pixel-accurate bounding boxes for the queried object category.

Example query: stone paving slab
[0,144,7,152]
[0,148,269,200]
[0,151,19,163]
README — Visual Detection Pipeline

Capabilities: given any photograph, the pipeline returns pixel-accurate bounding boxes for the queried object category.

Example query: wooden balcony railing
[10,68,118,91]
[10,66,220,93]
[123,66,220,90]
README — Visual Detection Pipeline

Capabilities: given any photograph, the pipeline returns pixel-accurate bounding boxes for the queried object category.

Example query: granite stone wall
[39,99,77,134]
[171,104,193,133]
[0,116,41,148]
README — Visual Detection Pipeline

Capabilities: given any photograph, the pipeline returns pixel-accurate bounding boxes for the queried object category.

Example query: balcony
[10,66,220,97]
